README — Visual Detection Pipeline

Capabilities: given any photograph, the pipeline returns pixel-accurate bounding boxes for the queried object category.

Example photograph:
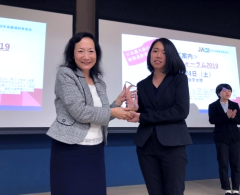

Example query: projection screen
[99,19,240,128]
[0,5,72,128]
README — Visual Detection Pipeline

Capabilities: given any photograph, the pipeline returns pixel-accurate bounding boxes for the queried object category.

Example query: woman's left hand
[115,85,126,106]
[231,109,237,119]
[127,111,140,122]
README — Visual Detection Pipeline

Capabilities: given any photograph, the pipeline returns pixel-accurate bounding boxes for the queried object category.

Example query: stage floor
[24,179,227,195]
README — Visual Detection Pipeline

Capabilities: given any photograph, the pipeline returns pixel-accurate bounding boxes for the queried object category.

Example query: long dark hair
[147,38,186,75]
[61,32,103,78]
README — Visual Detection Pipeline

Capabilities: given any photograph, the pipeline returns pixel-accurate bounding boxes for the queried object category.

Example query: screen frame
[0,3,75,134]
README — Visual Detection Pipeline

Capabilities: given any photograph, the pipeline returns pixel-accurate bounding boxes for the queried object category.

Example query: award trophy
[125,81,138,111]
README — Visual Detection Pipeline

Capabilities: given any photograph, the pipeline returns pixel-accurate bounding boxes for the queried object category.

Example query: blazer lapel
[74,68,94,106]
[74,68,108,108]
[228,100,235,110]
[94,77,109,108]
[155,74,173,104]
[216,100,227,115]
[143,74,157,108]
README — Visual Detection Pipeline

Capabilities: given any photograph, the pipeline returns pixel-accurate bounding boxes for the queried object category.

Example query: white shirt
[220,101,228,113]
[79,84,103,145]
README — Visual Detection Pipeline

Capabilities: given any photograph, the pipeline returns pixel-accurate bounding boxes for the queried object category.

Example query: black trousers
[50,139,106,195]
[137,129,187,195]
[215,140,240,190]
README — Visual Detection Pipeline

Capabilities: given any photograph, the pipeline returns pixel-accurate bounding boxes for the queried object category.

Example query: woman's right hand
[126,94,139,111]
[110,107,134,120]
[227,109,233,118]
[230,109,237,119]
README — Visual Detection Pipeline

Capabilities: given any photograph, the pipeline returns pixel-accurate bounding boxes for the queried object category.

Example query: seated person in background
[209,84,240,195]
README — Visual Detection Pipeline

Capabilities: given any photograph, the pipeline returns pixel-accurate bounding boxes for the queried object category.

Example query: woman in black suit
[127,38,192,195]
[209,84,240,195]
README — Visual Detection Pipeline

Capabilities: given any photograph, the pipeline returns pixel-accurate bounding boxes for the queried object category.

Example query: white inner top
[78,84,103,145]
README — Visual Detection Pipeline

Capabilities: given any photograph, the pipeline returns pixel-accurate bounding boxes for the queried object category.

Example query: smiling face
[218,87,232,101]
[74,37,97,73]
[150,41,166,71]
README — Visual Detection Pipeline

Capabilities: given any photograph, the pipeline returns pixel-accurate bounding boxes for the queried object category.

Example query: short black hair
[61,32,103,78]
[216,83,232,98]
[147,38,186,75]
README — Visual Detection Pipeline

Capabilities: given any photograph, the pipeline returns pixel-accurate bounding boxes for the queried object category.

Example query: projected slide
[122,34,240,113]
[0,17,46,111]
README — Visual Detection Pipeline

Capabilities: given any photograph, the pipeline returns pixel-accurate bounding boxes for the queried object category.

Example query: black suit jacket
[208,99,240,143]
[134,73,192,147]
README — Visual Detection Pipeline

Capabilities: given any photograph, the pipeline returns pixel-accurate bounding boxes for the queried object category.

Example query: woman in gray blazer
[47,32,132,195]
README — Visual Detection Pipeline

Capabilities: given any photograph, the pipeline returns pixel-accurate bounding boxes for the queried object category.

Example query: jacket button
[62,119,66,122]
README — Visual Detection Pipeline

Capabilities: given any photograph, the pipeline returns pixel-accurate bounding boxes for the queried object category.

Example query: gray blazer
[46,67,118,145]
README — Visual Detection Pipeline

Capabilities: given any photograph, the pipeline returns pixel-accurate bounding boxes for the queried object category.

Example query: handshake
[110,83,140,122]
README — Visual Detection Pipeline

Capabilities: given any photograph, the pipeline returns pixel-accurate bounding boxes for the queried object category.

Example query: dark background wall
[0,0,239,194]
[0,133,219,195]
[0,0,75,14]
[96,0,240,39]
[0,0,96,35]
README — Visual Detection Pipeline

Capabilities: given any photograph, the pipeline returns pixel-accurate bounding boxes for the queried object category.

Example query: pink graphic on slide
[123,39,155,66]
[0,88,42,106]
